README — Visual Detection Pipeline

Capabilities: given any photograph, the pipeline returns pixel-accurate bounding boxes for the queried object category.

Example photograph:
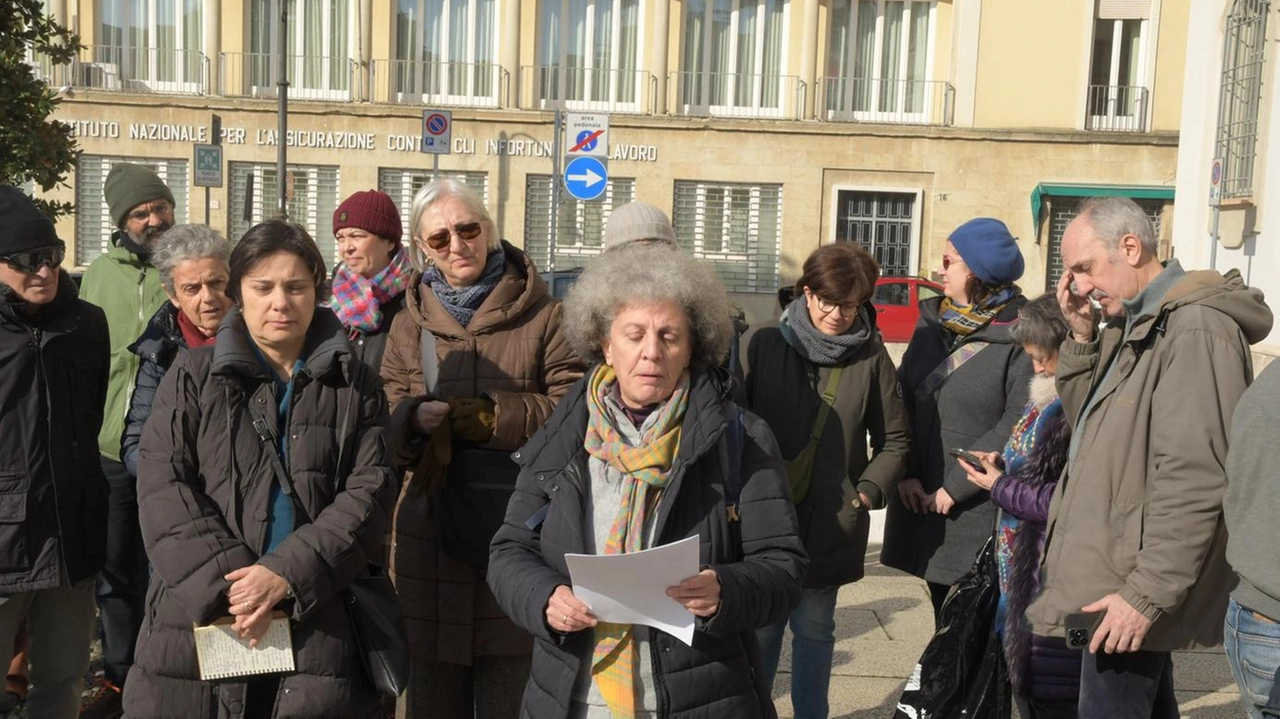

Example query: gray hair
[407,178,499,271]
[1076,196,1158,256]
[151,224,232,295]
[1009,292,1070,353]
[563,244,733,369]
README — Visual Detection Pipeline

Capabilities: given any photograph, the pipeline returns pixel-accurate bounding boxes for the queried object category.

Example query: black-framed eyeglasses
[418,221,483,251]
[806,288,859,317]
[0,242,65,274]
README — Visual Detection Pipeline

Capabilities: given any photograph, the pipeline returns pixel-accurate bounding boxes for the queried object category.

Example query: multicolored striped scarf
[328,248,413,335]
[939,285,1020,336]
[584,363,690,718]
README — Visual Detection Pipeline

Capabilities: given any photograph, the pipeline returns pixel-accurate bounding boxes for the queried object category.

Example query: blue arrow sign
[564,156,607,201]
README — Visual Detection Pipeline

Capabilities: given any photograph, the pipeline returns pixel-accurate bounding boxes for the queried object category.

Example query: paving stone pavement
[767,510,1246,719]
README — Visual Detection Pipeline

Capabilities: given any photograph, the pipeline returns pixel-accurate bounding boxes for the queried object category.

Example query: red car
[871,276,944,343]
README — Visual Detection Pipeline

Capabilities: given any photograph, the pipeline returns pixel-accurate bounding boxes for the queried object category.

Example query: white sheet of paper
[565,535,699,646]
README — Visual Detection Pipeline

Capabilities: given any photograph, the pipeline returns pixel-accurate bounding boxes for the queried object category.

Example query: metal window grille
[834,190,916,276]
[673,180,781,294]
[523,175,635,271]
[1044,197,1165,289]
[1215,0,1270,199]
[377,168,489,242]
[75,155,190,265]
[229,162,341,266]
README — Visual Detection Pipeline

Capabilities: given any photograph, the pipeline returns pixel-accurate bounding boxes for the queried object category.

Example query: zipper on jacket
[32,324,69,576]
[650,637,670,718]
[123,267,149,428]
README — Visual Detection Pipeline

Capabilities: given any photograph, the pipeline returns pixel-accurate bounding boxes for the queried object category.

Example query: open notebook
[194,612,295,681]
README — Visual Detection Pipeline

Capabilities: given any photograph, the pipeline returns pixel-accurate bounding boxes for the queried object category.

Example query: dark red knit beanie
[333,190,402,244]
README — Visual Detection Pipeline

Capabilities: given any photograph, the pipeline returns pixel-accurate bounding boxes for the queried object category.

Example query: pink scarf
[328,248,413,334]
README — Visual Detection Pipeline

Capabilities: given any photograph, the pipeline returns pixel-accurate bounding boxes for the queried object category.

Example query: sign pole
[432,152,439,181]
[549,109,562,274]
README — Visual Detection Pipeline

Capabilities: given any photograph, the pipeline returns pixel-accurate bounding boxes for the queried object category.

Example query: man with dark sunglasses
[78,163,174,719]
[0,186,111,719]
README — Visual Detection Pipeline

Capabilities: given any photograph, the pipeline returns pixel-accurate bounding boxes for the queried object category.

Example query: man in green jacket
[78,163,173,719]
[1028,196,1273,719]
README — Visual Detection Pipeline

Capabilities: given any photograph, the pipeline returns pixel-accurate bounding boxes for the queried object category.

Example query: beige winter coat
[1027,267,1272,650]
[380,241,584,664]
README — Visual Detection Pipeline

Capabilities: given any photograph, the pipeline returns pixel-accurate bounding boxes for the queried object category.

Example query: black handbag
[434,446,520,568]
[893,535,1012,719]
[251,368,410,698]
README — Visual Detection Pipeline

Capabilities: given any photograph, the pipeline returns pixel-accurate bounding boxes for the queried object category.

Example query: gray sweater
[1224,360,1280,621]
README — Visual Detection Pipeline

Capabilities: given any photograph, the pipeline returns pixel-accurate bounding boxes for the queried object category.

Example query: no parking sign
[421,109,452,155]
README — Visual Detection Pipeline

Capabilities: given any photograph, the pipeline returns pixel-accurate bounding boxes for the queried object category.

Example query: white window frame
[681,0,790,118]
[673,179,782,293]
[825,0,937,123]
[828,185,923,277]
[1087,17,1150,130]
[249,0,351,101]
[522,174,635,269]
[537,0,643,112]
[395,0,500,106]
[229,163,341,264]
[97,0,204,93]
[377,168,489,241]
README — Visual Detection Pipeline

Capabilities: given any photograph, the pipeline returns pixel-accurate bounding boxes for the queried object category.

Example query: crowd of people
[0,165,1276,719]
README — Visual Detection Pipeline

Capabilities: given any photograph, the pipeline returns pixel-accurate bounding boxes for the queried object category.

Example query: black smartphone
[1065,611,1104,650]
[948,447,985,469]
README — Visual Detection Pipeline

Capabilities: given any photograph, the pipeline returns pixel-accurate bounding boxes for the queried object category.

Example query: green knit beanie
[105,163,176,228]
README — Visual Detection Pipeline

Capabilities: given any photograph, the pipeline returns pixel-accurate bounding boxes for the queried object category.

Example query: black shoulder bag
[251,366,409,698]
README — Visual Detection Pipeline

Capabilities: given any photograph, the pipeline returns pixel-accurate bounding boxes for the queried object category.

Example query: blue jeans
[1225,598,1280,719]
[756,585,840,719]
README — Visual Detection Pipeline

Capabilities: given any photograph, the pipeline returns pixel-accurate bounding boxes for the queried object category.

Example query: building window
[378,168,489,242]
[229,163,340,264]
[1215,0,1270,198]
[1086,0,1151,132]
[523,175,635,271]
[247,0,350,100]
[533,0,642,111]
[833,189,919,277]
[94,0,204,93]
[1044,197,1165,288]
[823,0,941,124]
[393,0,498,106]
[678,0,788,117]
[673,180,781,293]
[75,155,189,266]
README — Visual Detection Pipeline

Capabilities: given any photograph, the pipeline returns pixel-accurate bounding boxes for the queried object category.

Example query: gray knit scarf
[423,248,507,328]
[778,297,873,366]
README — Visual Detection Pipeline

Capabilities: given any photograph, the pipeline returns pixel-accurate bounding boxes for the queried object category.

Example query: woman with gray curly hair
[120,223,233,477]
[488,244,807,719]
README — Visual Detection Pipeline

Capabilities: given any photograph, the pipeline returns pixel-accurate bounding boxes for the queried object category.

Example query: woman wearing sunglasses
[380,178,584,719]
[881,218,1033,623]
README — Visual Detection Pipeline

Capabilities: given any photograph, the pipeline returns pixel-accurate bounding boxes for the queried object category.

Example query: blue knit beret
[948,218,1024,284]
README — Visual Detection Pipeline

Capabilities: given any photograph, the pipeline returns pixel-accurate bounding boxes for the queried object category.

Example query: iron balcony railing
[668,70,805,120]
[1085,84,1150,132]
[219,52,355,102]
[72,45,208,95]
[518,65,655,114]
[369,59,508,108]
[817,77,954,126]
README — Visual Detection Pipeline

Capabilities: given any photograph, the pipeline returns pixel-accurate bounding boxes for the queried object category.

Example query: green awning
[1030,183,1175,228]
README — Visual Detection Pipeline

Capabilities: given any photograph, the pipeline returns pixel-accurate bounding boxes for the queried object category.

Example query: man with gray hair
[1026,196,1273,718]
[119,225,233,477]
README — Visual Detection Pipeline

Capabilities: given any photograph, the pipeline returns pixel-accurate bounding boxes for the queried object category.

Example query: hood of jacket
[211,306,355,384]
[1140,267,1274,345]
[405,240,550,337]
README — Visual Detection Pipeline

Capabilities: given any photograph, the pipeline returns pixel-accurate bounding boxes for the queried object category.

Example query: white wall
[1172,0,1280,353]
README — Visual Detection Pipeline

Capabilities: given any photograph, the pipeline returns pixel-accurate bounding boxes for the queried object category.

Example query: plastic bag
[893,536,1012,719]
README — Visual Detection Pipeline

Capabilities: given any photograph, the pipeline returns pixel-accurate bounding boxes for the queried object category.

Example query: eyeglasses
[127,202,174,224]
[811,294,859,317]
[1,242,65,273]
[418,221,483,251]
[941,255,965,271]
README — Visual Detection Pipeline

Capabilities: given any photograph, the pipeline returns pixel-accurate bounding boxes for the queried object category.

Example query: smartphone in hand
[1065,611,1104,650]
[948,447,985,470]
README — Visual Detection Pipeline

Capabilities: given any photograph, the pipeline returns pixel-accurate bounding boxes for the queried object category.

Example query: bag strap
[724,406,745,524]
[807,365,844,446]
[251,410,315,526]
[419,329,439,395]
[915,340,991,402]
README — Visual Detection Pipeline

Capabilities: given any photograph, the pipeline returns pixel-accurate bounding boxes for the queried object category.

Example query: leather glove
[450,397,497,443]
[408,410,452,496]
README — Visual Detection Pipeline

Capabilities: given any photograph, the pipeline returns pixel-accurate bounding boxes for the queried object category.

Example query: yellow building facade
[33,0,1185,321]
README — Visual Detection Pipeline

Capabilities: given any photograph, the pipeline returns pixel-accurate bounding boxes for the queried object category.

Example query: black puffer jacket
[124,307,395,719]
[881,296,1033,585]
[121,302,185,477]
[488,368,807,719]
[0,272,110,594]
[345,290,406,376]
